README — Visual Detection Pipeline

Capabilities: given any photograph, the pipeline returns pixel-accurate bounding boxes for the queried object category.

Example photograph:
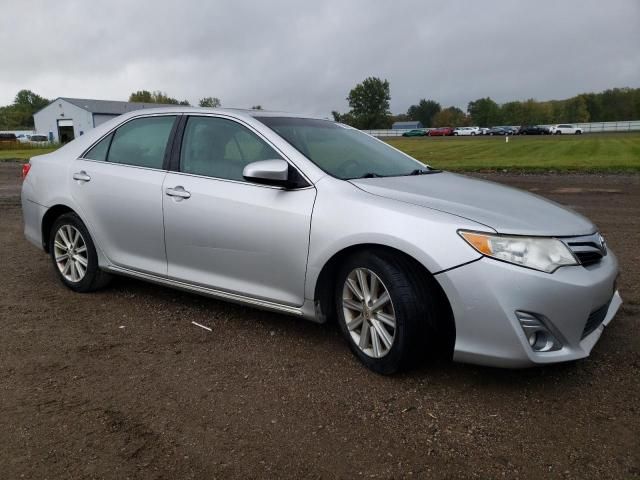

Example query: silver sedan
[21,108,621,374]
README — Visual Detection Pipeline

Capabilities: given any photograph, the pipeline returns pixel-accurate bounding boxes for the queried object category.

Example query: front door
[162,115,316,306]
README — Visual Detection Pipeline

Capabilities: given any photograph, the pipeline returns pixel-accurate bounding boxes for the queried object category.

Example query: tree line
[1,83,639,131]
[332,79,640,129]
[0,90,227,129]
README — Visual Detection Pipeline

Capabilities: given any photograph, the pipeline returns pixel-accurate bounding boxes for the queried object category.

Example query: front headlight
[459,230,578,273]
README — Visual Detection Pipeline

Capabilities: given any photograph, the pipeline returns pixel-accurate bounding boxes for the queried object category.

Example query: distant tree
[199,97,221,108]
[499,101,523,125]
[406,99,441,127]
[0,89,50,129]
[467,97,501,127]
[251,105,263,110]
[562,96,589,123]
[391,113,411,123]
[128,90,154,103]
[432,106,467,127]
[331,110,356,126]
[14,89,50,111]
[346,77,392,129]
[129,90,185,105]
[179,99,191,106]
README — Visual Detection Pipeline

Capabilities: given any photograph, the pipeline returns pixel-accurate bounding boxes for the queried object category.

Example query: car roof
[121,106,329,122]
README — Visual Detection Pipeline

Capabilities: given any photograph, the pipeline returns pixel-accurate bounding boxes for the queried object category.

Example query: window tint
[107,116,176,169]
[84,133,113,161]
[180,116,282,181]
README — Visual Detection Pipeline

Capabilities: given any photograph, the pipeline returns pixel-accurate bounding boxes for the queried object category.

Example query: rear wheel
[49,213,111,292]
[335,251,439,374]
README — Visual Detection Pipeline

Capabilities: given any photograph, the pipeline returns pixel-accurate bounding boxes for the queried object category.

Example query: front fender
[305,177,490,299]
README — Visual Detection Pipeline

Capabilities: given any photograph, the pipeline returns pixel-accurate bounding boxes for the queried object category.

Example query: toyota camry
[21,107,621,374]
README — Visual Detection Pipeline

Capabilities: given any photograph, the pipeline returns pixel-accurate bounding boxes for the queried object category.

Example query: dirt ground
[1,161,638,479]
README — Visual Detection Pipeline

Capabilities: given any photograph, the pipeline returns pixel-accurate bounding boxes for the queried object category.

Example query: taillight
[21,163,31,180]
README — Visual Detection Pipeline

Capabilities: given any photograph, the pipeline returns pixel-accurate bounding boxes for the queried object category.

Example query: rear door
[71,115,177,275]
[162,115,316,306]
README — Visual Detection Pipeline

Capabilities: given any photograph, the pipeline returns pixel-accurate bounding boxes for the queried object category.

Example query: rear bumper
[435,252,621,368]
[21,190,46,251]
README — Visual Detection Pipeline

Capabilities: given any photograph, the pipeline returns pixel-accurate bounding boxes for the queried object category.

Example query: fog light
[516,311,562,352]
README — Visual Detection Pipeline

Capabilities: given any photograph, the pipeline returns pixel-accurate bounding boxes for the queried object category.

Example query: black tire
[49,213,112,292]
[334,250,440,374]
[576,131,582,135]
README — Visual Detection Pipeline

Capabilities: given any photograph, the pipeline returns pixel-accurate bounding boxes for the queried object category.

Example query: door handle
[73,171,91,182]
[165,186,191,199]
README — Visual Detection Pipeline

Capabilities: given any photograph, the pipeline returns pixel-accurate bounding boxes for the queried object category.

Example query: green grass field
[2,132,639,172]
[0,146,58,161]
[387,132,640,172]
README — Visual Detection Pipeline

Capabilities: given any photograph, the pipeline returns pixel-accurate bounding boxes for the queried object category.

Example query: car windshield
[255,117,426,180]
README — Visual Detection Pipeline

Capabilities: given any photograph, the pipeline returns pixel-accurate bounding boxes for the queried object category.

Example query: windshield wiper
[407,167,441,175]
[357,172,385,179]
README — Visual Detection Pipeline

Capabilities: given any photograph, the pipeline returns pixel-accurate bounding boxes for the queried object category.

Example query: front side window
[180,116,282,181]
[106,116,176,169]
[255,117,424,180]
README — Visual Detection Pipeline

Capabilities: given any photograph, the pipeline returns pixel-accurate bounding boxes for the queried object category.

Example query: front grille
[575,251,604,266]
[563,233,607,267]
[582,299,611,339]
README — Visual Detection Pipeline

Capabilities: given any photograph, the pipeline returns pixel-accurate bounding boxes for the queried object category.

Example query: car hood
[350,172,595,236]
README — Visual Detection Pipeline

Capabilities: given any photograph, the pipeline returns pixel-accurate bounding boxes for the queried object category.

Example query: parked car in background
[487,127,509,136]
[0,133,18,144]
[428,127,454,136]
[479,128,490,135]
[453,127,480,136]
[28,135,50,145]
[21,107,621,374]
[519,125,549,135]
[17,134,32,143]
[550,124,583,135]
[402,129,426,137]
[498,126,518,135]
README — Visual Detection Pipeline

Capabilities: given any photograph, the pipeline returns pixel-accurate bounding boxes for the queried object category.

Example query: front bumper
[435,251,621,368]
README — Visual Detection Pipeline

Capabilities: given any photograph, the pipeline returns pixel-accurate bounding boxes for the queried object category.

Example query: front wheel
[335,251,438,374]
[50,213,111,292]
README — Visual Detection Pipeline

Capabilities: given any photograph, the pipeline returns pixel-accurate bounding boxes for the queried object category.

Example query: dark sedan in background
[519,125,549,135]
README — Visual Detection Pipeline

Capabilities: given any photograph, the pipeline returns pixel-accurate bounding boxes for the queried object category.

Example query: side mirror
[243,159,291,188]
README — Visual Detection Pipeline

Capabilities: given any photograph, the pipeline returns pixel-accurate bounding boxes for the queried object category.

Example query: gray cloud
[1,0,639,116]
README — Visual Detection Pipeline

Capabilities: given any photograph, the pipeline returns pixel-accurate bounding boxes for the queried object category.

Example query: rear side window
[84,133,113,161]
[180,116,282,181]
[107,116,176,169]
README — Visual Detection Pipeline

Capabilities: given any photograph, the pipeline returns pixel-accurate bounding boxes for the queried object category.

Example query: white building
[33,97,177,143]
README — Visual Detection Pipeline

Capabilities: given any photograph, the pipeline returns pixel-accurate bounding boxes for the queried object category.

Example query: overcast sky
[1,0,638,116]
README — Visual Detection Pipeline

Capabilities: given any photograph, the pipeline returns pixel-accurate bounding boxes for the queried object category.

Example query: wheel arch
[41,204,80,253]
[312,243,456,359]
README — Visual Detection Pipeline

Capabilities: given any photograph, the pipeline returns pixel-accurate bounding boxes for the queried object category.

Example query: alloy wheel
[53,225,88,282]
[342,268,397,358]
